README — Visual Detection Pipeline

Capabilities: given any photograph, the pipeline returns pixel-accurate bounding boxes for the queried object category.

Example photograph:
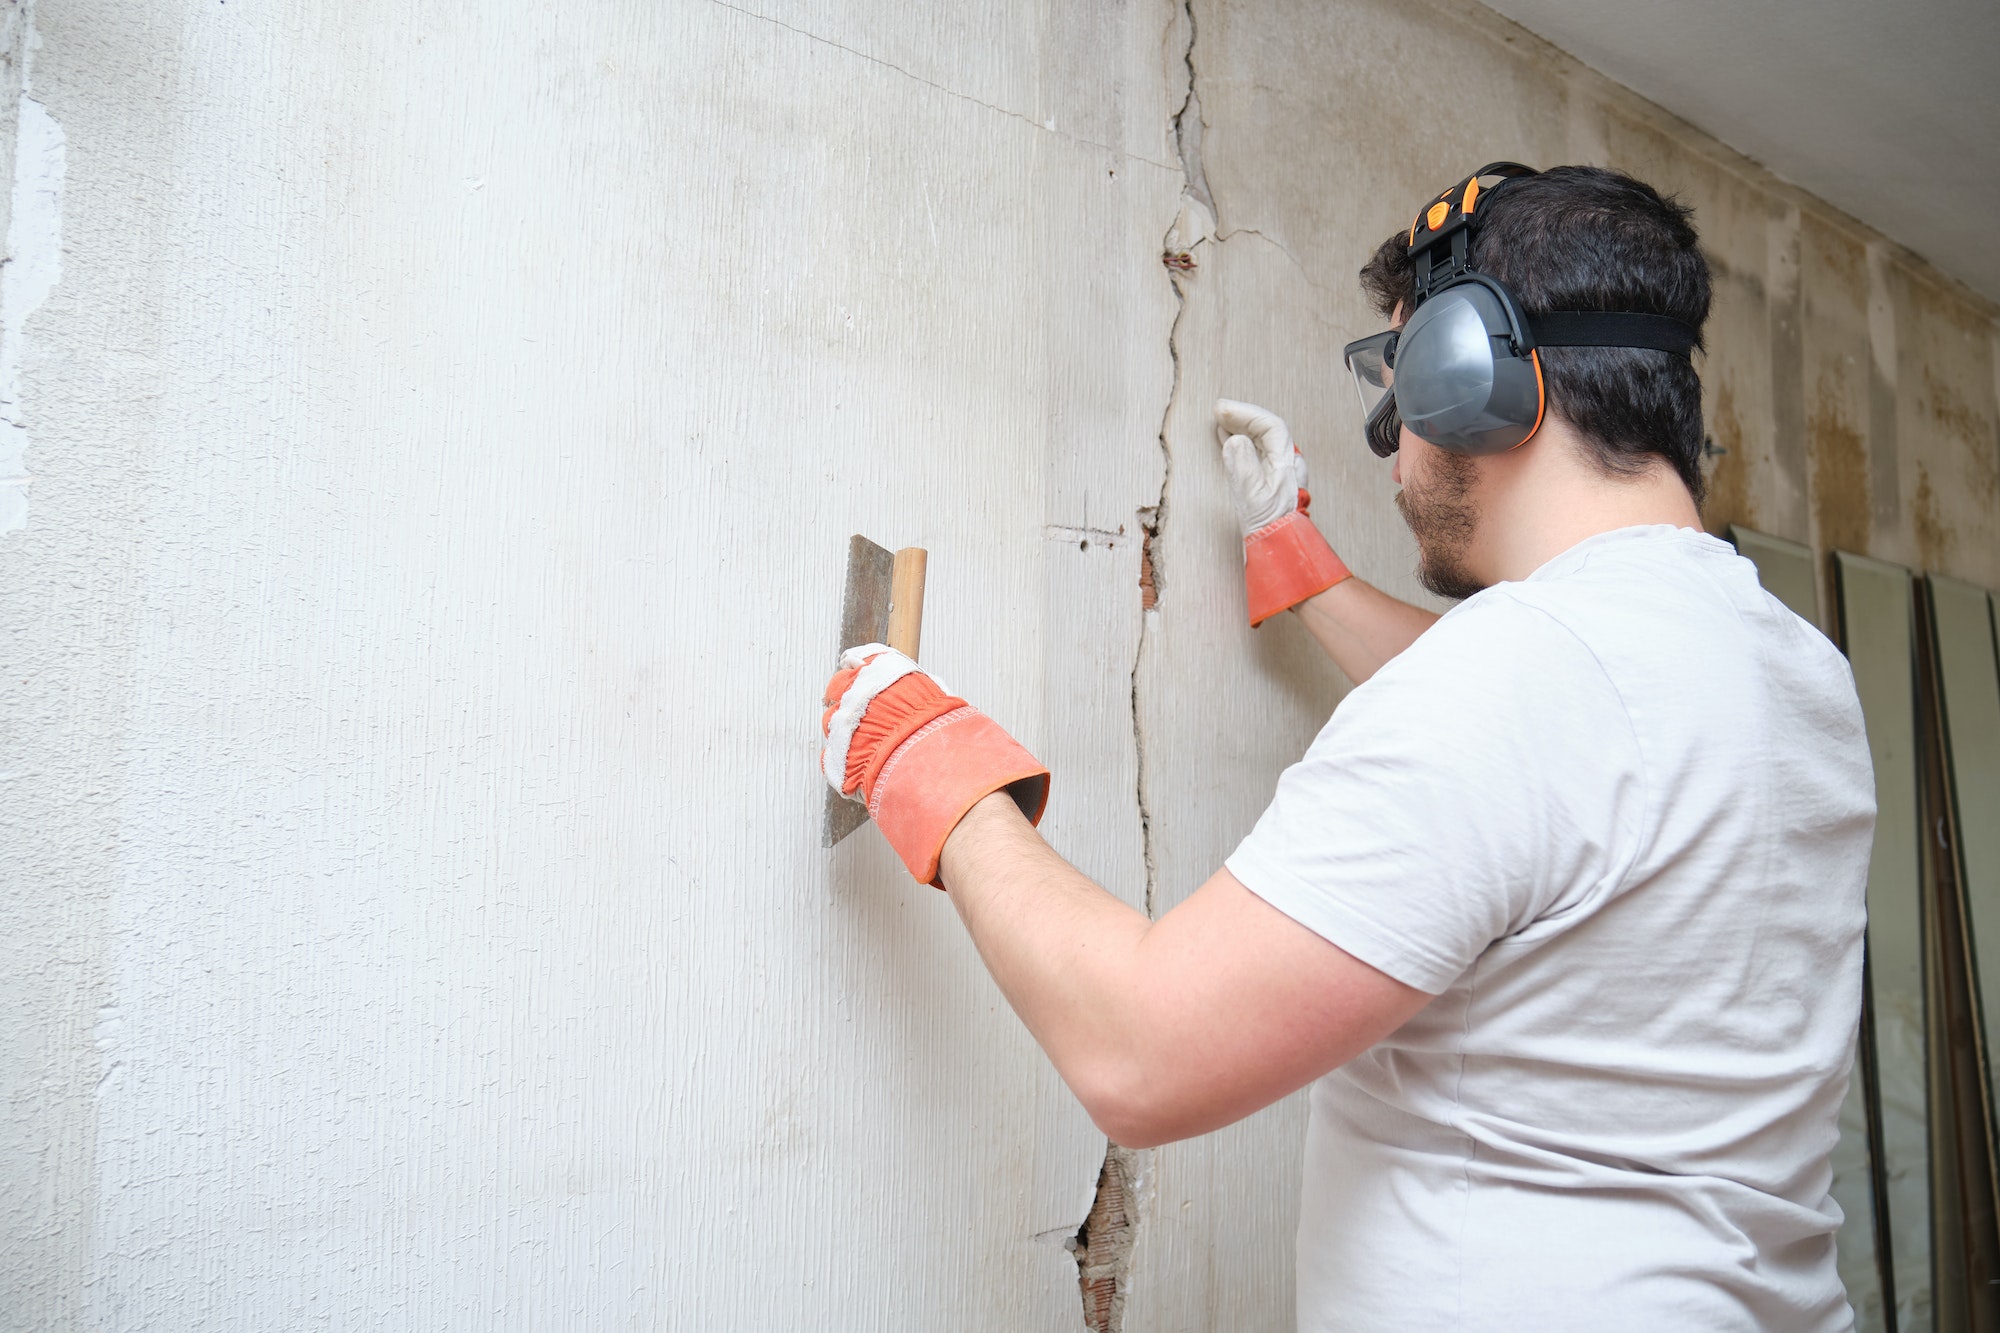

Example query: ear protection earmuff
[1343,163,1701,457]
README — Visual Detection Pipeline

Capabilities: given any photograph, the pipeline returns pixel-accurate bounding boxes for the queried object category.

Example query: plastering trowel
[823,535,928,847]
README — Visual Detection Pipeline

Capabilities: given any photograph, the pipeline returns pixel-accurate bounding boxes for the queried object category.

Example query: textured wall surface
[1,1,1178,1326]
[4,0,1997,1330]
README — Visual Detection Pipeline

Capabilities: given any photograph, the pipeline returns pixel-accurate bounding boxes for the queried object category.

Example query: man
[818,165,1874,1328]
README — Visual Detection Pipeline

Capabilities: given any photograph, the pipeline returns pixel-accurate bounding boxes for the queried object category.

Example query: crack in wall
[1132,0,1208,926]
[1215,226,1335,300]
[1169,31,1213,222]
[1072,5,1209,1329]
[704,0,1181,174]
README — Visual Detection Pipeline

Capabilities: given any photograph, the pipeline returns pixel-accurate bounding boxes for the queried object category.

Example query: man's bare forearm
[1292,577,1439,683]
[938,794,1153,1131]
[936,792,1429,1148]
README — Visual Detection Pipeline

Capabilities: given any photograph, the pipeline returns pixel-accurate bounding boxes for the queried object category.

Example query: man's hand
[1216,398,1311,536]
[1214,399,1353,625]
[820,644,1049,885]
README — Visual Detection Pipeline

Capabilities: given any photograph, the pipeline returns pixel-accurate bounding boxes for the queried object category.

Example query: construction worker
[818,164,1874,1329]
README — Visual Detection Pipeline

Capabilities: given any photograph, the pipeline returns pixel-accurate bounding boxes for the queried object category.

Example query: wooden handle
[886,547,927,659]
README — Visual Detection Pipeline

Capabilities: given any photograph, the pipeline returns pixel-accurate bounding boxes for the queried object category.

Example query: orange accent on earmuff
[1462,176,1482,214]
[1517,348,1547,449]
[1426,201,1450,231]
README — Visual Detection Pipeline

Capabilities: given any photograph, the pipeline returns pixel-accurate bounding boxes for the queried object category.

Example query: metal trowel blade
[823,535,897,847]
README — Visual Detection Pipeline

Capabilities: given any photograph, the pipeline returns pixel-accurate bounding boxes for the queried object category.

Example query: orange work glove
[820,645,1050,887]
[1215,399,1353,625]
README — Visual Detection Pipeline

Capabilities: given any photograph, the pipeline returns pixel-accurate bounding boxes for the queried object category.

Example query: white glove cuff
[821,645,952,795]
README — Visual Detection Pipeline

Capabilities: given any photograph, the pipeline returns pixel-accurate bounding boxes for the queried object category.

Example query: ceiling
[1480,0,2000,305]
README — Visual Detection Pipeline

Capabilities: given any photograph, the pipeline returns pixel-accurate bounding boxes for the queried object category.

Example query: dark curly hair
[1359,165,1711,502]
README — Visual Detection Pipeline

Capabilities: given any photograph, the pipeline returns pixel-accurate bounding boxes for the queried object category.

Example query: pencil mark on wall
[1044,522,1129,550]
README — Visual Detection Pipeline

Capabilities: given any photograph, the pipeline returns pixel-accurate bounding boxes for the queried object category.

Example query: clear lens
[1342,330,1397,423]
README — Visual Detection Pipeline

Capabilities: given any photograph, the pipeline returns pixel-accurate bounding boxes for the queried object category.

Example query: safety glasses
[1342,329,1396,418]
[1342,328,1402,457]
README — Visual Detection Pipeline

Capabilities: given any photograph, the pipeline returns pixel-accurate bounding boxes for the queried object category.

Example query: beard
[1395,448,1486,600]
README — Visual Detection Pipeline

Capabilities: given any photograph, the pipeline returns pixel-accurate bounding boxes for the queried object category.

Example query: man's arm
[938,792,1430,1148]
[1214,399,1437,683]
[820,647,1430,1145]
[1291,578,1439,685]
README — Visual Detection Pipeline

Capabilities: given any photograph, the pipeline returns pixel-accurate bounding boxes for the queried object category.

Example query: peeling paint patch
[1912,462,1954,572]
[1921,364,1998,507]
[1807,393,1869,555]
[1865,246,1900,523]
[1701,383,1756,534]
[1811,221,1866,295]
[0,4,63,534]
[1766,208,1808,497]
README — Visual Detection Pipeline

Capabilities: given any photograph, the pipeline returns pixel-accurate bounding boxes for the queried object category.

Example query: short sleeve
[1225,594,1647,994]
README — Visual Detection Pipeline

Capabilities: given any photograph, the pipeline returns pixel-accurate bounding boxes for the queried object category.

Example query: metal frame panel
[1925,576,2000,1223]
[1837,551,1931,1331]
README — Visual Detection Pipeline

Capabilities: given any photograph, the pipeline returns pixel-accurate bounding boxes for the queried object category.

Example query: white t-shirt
[1227,525,1875,1331]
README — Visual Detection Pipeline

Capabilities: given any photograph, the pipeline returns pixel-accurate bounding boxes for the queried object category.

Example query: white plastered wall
[3,1,1176,1326]
[4,1,1997,1330]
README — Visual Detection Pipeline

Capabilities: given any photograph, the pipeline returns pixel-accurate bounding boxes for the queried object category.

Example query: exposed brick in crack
[1072,1146,1143,1333]
[1137,508,1160,610]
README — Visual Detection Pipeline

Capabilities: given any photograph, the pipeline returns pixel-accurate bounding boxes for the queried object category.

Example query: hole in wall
[1137,509,1160,611]
[1072,1145,1140,1333]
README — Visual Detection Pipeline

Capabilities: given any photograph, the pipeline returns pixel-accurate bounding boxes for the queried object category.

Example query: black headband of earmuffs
[1358,162,1701,456]
[1528,311,1700,356]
